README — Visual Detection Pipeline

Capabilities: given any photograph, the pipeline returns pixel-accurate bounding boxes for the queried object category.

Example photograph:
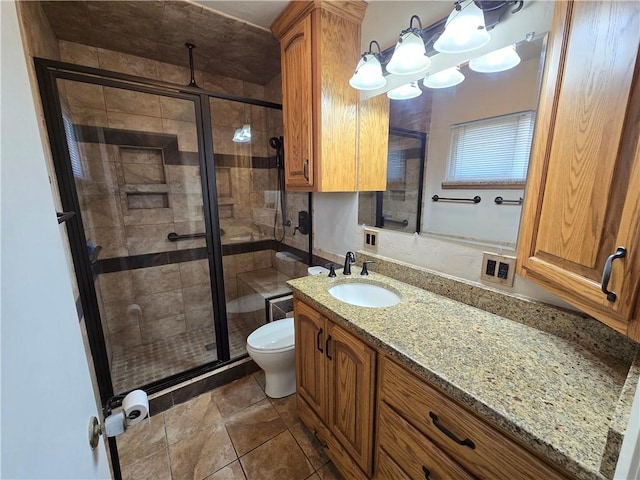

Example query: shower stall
[36,58,310,401]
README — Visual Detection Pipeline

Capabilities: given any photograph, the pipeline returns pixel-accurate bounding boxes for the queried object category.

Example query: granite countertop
[287,267,638,480]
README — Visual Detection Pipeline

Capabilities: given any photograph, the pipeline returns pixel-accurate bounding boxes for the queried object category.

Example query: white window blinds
[447,111,535,182]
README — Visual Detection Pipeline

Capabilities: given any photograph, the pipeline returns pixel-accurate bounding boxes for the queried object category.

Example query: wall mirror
[358,1,553,248]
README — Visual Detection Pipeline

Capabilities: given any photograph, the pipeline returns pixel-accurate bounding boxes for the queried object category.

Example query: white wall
[1,1,110,477]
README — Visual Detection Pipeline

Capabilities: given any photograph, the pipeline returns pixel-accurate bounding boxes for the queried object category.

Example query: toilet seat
[246,318,294,354]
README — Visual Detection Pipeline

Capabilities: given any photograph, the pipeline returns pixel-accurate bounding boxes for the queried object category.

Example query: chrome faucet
[343,251,356,275]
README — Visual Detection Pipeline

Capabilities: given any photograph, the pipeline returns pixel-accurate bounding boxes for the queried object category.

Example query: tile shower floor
[112,316,259,392]
[117,372,343,480]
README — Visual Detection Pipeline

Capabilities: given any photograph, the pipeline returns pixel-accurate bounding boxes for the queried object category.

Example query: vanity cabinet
[376,356,569,480]
[517,1,640,340]
[293,299,376,477]
[271,1,387,192]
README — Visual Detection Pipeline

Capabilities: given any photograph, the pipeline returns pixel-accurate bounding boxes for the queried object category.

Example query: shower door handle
[317,328,323,353]
[303,159,309,182]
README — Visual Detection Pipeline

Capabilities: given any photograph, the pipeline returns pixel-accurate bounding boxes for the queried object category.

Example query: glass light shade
[469,45,521,73]
[349,54,387,90]
[386,31,431,75]
[433,0,490,54]
[232,124,251,143]
[387,82,422,100]
[423,67,465,89]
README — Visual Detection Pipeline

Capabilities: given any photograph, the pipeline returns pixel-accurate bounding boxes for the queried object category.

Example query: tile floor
[117,372,344,480]
[111,316,258,392]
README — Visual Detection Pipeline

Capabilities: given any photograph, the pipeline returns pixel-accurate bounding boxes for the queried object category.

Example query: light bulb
[349,54,386,90]
[386,31,431,75]
[469,45,521,73]
[434,0,490,54]
[387,82,422,100]
[423,67,465,89]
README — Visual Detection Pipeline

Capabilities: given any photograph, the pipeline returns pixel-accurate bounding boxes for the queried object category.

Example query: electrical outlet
[363,228,378,251]
[481,252,516,287]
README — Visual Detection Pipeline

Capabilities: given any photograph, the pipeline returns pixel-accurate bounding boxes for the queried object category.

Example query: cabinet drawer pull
[422,465,431,479]
[303,159,309,182]
[429,412,476,449]
[326,335,332,360]
[601,246,626,302]
[317,328,324,353]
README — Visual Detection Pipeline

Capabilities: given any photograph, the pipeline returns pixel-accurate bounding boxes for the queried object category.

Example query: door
[42,71,225,396]
[294,300,327,418]
[326,322,376,475]
[2,2,110,476]
[517,1,640,337]
[280,15,313,188]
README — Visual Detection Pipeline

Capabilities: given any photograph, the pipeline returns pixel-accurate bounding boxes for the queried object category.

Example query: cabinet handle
[317,328,324,353]
[422,466,431,479]
[303,159,309,182]
[326,335,332,360]
[601,246,627,302]
[429,412,476,449]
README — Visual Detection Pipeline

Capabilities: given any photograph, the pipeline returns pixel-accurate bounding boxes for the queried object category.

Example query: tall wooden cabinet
[517,1,640,341]
[271,1,388,192]
[294,299,376,477]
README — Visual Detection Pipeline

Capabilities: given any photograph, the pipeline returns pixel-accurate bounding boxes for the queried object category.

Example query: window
[62,114,84,179]
[447,111,535,183]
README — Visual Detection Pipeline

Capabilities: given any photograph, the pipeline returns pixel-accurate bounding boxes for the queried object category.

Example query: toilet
[246,265,329,398]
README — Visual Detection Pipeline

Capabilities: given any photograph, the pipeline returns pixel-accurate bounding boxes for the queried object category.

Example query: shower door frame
[34,58,284,404]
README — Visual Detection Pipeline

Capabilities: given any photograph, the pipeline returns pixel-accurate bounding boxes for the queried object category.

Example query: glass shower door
[209,97,292,360]
[57,77,220,393]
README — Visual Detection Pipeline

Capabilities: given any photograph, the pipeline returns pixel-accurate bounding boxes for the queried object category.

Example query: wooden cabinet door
[294,300,326,419]
[280,15,313,189]
[326,322,376,476]
[518,1,640,338]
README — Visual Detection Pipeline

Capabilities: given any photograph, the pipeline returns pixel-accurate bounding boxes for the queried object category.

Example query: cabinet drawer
[375,448,412,480]
[377,402,474,480]
[379,357,568,480]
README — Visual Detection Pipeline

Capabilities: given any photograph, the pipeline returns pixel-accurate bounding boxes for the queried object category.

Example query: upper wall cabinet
[518,1,640,341]
[272,1,386,192]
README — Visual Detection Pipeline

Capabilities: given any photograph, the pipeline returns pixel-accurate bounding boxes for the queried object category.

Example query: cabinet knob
[601,246,626,302]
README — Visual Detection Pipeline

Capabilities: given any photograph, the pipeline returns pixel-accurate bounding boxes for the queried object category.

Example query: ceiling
[39,0,284,85]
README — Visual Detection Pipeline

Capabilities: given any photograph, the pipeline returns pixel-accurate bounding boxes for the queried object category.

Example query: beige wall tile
[209,98,246,128]
[122,163,166,184]
[171,194,204,223]
[201,72,243,96]
[183,284,213,313]
[140,313,186,344]
[253,251,272,270]
[138,288,184,321]
[179,259,210,287]
[131,264,181,297]
[104,87,162,117]
[59,41,99,67]
[80,195,123,228]
[97,48,158,78]
[162,118,198,152]
[63,81,106,110]
[166,165,203,194]
[98,271,133,304]
[125,224,177,255]
[160,96,195,122]
[122,205,173,226]
[68,106,109,127]
[119,147,163,165]
[86,226,128,258]
[107,111,163,133]
[17,1,60,60]
[109,323,142,355]
[103,298,141,333]
[243,82,265,101]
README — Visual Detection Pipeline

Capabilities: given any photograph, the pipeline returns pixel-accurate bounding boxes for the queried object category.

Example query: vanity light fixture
[423,66,465,89]
[349,41,387,90]
[387,81,422,100]
[433,0,491,54]
[469,44,521,72]
[232,124,251,143]
[386,15,431,75]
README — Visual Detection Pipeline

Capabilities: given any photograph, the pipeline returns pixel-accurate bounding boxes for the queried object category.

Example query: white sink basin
[328,283,401,308]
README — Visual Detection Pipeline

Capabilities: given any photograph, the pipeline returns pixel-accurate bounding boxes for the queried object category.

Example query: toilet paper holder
[88,389,149,450]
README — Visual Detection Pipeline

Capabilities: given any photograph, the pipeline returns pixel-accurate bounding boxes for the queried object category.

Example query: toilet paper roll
[122,389,149,427]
